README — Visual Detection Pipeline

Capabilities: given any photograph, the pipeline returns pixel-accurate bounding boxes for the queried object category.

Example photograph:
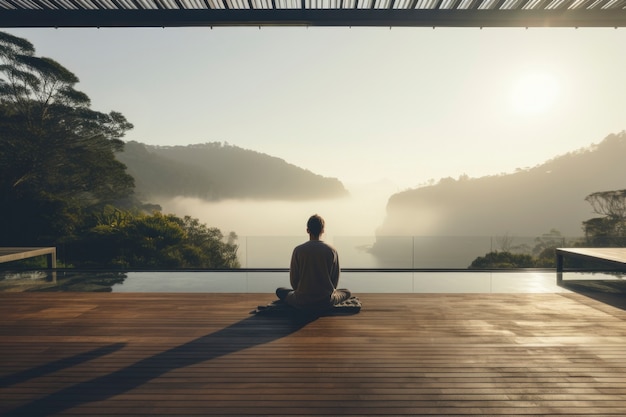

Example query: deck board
[1,292,626,416]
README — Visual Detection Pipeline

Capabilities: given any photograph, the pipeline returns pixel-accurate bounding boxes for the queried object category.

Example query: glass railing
[3,235,624,293]
[3,235,580,269]
[233,235,570,269]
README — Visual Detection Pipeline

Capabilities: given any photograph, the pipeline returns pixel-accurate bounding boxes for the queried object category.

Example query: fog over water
[157,182,413,268]
[158,181,397,239]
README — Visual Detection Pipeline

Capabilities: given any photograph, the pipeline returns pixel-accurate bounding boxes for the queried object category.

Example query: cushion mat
[252,296,361,316]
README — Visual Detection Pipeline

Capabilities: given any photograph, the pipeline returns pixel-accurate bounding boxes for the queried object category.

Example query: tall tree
[0,31,135,245]
[583,190,626,246]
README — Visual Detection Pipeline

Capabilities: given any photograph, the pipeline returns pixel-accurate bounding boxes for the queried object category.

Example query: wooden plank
[1,293,626,416]
[0,247,56,269]
[557,247,626,266]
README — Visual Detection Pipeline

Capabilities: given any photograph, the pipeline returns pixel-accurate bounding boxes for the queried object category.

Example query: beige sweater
[287,240,340,309]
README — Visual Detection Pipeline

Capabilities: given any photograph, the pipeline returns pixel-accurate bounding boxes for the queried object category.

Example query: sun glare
[510,72,560,115]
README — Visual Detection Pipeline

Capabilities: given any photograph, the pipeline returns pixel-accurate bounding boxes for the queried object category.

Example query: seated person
[276,214,351,311]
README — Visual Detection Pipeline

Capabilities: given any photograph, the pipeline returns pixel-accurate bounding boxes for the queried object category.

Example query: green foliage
[0,30,135,246]
[67,207,240,269]
[0,32,240,271]
[469,229,570,268]
[469,251,537,268]
[473,187,626,269]
[533,246,559,268]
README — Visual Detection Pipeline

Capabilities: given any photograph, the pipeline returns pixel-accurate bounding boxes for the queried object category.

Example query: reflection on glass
[1,270,622,293]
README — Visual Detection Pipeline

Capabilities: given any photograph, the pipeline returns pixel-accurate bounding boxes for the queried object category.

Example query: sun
[510,72,560,115]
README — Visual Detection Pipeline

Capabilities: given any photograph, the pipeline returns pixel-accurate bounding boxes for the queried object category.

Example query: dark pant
[275,287,352,305]
[276,287,292,301]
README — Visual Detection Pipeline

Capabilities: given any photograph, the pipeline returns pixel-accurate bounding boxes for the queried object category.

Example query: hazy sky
[5,26,626,191]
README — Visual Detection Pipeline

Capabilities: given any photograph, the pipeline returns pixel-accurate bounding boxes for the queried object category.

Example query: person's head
[306,214,325,239]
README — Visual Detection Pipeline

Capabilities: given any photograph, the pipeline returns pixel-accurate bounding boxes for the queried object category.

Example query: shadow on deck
[1,291,626,416]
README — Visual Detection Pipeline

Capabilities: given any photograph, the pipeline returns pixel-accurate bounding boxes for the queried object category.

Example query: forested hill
[116,141,348,201]
[378,132,626,237]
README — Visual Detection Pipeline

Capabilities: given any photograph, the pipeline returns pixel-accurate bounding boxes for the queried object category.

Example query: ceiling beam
[1,8,626,28]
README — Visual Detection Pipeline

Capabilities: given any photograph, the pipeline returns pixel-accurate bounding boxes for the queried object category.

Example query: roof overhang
[1,0,626,28]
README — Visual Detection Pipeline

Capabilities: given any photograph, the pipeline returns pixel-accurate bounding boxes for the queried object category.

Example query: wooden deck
[1,292,626,416]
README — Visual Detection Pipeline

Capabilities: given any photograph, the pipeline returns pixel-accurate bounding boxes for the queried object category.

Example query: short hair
[307,214,325,237]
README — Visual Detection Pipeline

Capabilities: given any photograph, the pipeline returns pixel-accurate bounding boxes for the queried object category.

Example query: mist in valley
[158,181,396,239]
[151,132,626,268]
[156,186,498,269]
[155,181,409,268]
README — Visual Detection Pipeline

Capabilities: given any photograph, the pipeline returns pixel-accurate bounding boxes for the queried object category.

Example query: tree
[469,251,536,269]
[0,32,241,270]
[68,207,240,269]
[0,31,135,245]
[531,229,566,267]
[583,190,626,246]
[585,190,626,222]
[495,233,516,252]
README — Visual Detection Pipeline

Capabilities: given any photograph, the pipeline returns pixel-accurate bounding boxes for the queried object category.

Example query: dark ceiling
[1,0,626,28]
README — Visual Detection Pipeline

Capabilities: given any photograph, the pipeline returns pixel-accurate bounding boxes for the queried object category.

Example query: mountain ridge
[377,132,626,237]
[116,141,349,202]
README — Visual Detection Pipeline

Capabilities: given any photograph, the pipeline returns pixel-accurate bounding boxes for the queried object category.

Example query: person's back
[289,239,339,309]
[276,214,351,311]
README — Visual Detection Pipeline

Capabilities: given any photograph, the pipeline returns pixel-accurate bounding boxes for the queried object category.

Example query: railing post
[556,250,563,285]
[47,247,57,283]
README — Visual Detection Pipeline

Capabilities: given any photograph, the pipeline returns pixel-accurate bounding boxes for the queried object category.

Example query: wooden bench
[556,247,626,283]
[0,247,57,280]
